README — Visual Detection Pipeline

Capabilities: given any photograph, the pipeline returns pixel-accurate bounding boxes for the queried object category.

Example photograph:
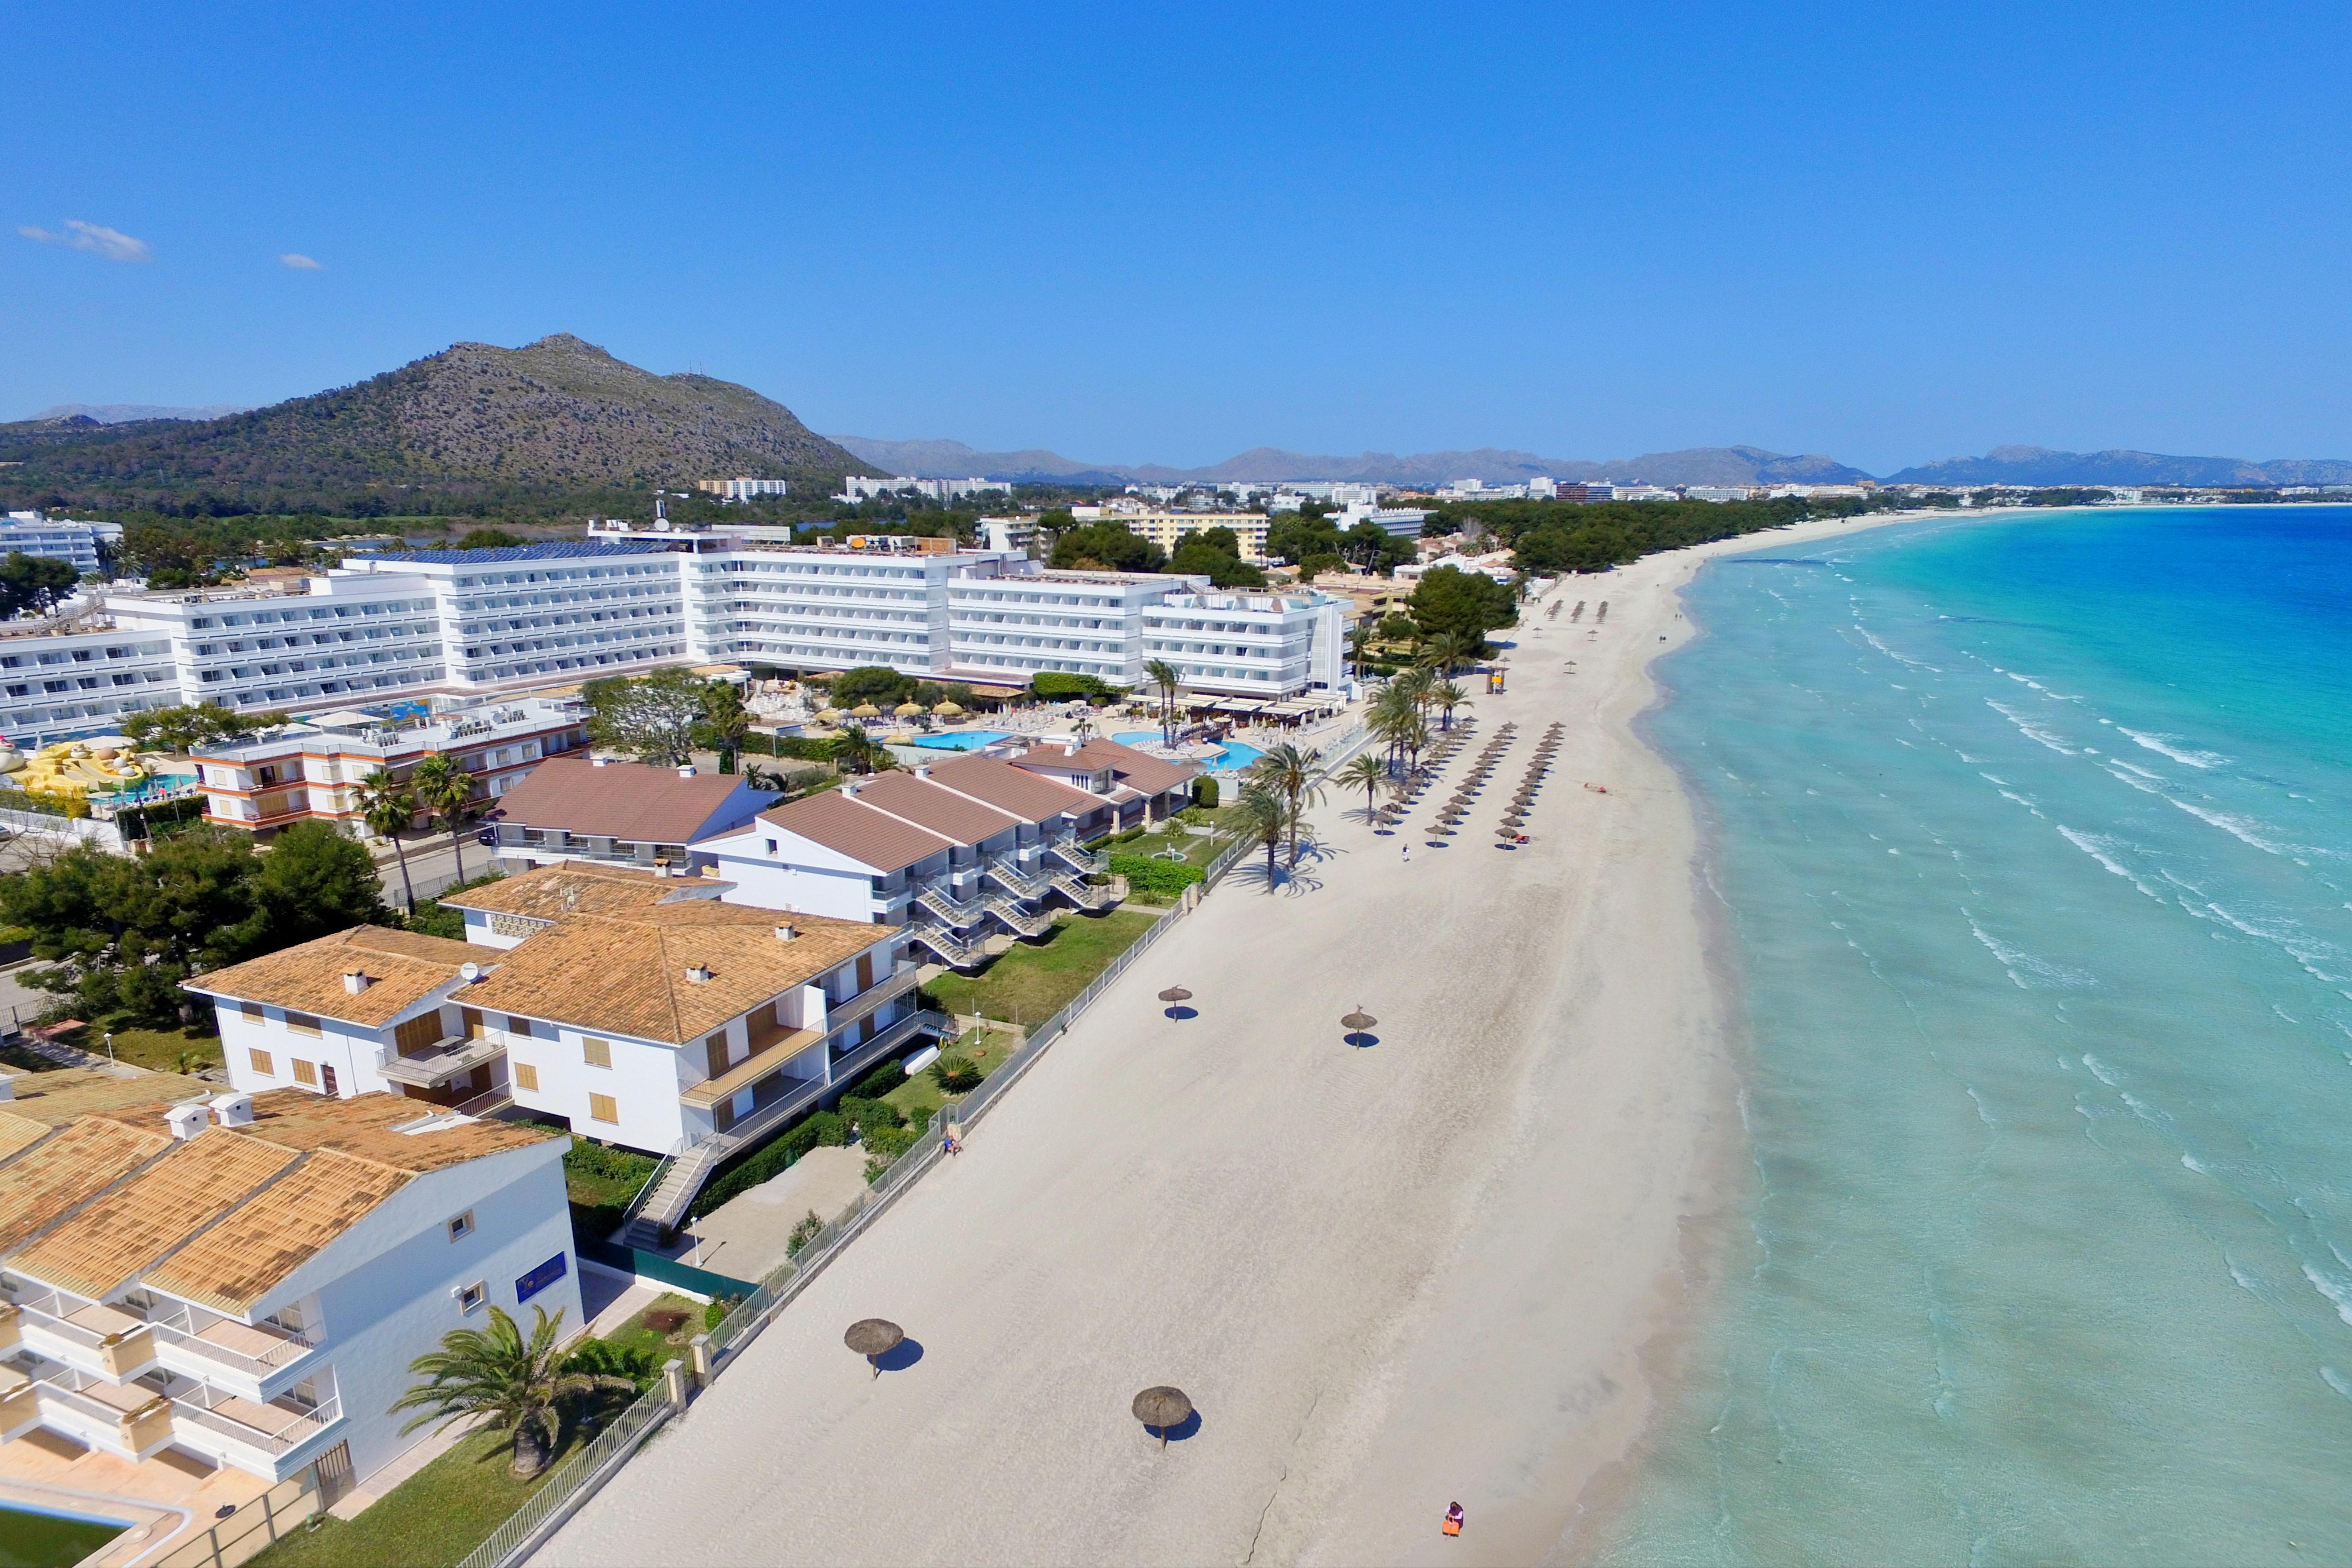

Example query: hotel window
[248,1049,274,1076]
[513,1063,539,1092]
[456,1280,486,1315]
[292,1059,318,1087]
[448,1210,476,1241]
[240,999,265,1021]
[283,1010,321,1037]
[583,1037,612,1069]
[588,1093,619,1124]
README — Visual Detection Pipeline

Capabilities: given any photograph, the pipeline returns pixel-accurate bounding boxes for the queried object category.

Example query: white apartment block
[695,478,791,501]
[0,618,180,745]
[836,475,1001,505]
[0,1070,578,1503]
[1141,590,1347,698]
[0,511,119,574]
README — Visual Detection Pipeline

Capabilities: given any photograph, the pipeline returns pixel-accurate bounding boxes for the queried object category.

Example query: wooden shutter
[461,1008,485,1040]
[248,1049,274,1076]
[394,1012,442,1058]
[588,1093,618,1124]
[856,951,875,992]
[292,1060,317,1086]
[513,1063,539,1092]
[706,1035,731,1078]
[582,1037,612,1069]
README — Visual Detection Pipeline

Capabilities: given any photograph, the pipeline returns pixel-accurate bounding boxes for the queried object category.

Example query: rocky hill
[0,334,881,515]
[1886,445,2352,488]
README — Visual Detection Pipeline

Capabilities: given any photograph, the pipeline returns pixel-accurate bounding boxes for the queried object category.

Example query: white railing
[173,1389,341,1456]
[149,1303,318,1379]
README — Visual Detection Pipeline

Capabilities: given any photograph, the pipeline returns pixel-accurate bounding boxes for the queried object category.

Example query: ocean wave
[2324,1367,2352,1404]
[2107,757,2164,781]
[2054,828,2163,901]
[2168,798,2292,857]
[2200,902,2349,985]
[2119,725,2228,769]
[1853,623,1940,671]
[1986,700,2076,755]
[2301,1260,2352,1327]
[2102,764,2164,797]
[2184,1153,2210,1174]
[1968,914,2096,989]
[2082,1053,2123,1087]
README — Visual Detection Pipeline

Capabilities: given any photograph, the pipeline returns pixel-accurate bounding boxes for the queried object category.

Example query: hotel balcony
[169,1385,345,1480]
[151,1302,323,1402]
[12,1288,159,1381]
[24,1366,176,1463]
[379,1034,506,1091]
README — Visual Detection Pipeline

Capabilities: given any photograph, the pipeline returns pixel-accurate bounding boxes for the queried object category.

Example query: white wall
[215,988,469,1101]
[502,1020,691,1156]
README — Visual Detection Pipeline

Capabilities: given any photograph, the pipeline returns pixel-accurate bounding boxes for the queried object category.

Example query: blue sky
[6,1,2349,474]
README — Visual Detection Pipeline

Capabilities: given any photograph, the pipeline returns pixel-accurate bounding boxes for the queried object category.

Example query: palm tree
[1235,782,1289,887]
[1144,657,1183,747]
[389,1305,632,1479]
[1432,680,1470,732]
[410,754,478,887]
[1345,622,1374,681]
[1420,632,1470,676]
[1338,752,1388,823]
[697,679,751,774]
[1367,681,1420,771]
[1246,741,1324,867]
[354,768,419,913]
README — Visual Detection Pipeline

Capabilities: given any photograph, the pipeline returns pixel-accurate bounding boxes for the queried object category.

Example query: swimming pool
[908,730,1011,752]
[1113,730,1264,771]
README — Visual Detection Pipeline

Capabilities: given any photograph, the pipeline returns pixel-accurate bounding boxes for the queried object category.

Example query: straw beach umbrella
[1158,985,1192,1019]
[850,703,882,719]
[1133,1386,1193,1447]
[845,1318,904,1377]
[1341,1007,1377,1045]
[814,707,843,723]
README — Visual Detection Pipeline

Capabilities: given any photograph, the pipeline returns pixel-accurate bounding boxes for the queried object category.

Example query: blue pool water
[907,730,1011,752]
[1601,508,2352,1564]
[1111,731,1266,772]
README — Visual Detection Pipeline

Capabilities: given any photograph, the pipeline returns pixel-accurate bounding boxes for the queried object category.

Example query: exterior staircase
[907,918,986,968]
[1047,835,1107,875]
[982,856,1048,898]
[980,892,1053,937]
[1049,869,1117,908]
[912,879,985,927]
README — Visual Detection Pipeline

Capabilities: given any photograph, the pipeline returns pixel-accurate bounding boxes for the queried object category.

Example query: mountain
[829,437,1873,489]
[1885,445,2352,488]
[27,402,254,423]
[0,335,881,514]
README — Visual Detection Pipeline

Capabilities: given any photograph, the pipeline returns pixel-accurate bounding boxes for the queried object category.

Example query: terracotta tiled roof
[440,862,716,921]
[9,1127,298,1298]
[921,753,1101,823]
[462,902,890,1044]
[491,756,758,845]
[208,1087,554,1173]
[749,788,954,874]
[184,926,480,1027]
[147,1148,413,1314]
[0,1110,49,1161]
[1039,736,1200,797]
[0,1117,172,1255]
[0,1067,214,1128]
[842,770,1022,845]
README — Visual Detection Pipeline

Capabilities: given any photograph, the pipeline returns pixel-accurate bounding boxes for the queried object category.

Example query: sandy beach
[531,510,1926,1568]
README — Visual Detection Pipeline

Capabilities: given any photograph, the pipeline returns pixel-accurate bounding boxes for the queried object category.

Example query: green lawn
[923,910,1159,1028]
[561,1140,658,1241]
[878,1027,1018,1124]
[52,1016,223,1075]
[246,1426,561,1568]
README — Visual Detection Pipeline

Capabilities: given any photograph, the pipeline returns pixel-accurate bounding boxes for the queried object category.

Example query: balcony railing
[173,1388,343,1456]
[379,1034,505,1089]
[680,1024,823,1109]
[150,1303,318,1381]
[821,964,920,1034]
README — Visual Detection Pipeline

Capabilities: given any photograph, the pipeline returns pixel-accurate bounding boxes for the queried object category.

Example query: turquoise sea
[1602,508,2352,1565]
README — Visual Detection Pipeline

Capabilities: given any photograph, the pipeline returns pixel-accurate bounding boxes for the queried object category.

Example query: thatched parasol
[846,1318,904,1377]
[850,703,883,718]
[1133,1385,1194,1447]
[1341,1007,1377,1045]
[814,707,843,723]
[1159,985,1193,1019]
[934,701,965,716]
[895,701,926,717]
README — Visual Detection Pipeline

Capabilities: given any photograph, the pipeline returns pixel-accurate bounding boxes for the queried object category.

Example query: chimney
[685,963,714,983]
[913,764,930,779]
[210,1092,255,1126]
[677,764,696,779]
[591,756,610,768]
[167,1102,209,1140]
[773,924,796,941]
[1063,741,1079,758]
[343,970,371,994]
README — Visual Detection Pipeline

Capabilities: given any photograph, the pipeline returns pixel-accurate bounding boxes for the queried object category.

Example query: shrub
[1113,824,1147,843]
[704,1295,744,1332]
[861,1120,920,1165]
[1108,853,1204,902]
[837,1095,903,1134]
[1030,671,1126,701]
[929,1053,984,1093]
[785,1210,824,1257]
[1192,775,1219,808]
[561,1337,658,1389]
[850,1058,912,1100]
[690,1110,848,1217]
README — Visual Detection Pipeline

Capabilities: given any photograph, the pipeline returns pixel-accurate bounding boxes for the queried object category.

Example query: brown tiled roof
[0,1067,213,1128]
[464,902,889,1044]
[921,753,1101,823]
[491,756,756,845]
[440,862,710,921]
[0,1117,172,1254]
[1039,736,1200,797]
[9,1127,298,1298]
[0,1110,49,1161]
[750,788,953,874]
[147,1148,413,1314]
[184,926,479,1027]
[842,770,1021,846]
[214,1088,554,1173]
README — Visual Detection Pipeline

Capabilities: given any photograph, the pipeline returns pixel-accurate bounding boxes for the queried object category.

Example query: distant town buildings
[0,510,119,574]
[836,475,1001,505]
[694,478,791,501]
[1116,512,1272,564]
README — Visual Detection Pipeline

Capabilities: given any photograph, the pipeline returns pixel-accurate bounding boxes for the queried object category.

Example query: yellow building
[1119,512,1271,565]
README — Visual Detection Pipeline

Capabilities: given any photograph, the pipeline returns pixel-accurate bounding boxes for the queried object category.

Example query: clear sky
[7,1,2349,474]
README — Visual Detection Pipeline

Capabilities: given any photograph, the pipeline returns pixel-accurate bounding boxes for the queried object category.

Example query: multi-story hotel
[1115,511,1272,564]
[0,535,1349,746]
[0,1066,577,1505]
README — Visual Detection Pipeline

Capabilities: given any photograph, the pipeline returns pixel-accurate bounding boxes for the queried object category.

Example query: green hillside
[0,334,882,517]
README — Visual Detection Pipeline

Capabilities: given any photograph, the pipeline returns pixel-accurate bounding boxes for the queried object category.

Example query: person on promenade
[1442,1502,1465,1537]
[1401,842,1411,864]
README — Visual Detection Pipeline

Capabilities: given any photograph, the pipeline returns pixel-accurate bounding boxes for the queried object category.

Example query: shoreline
[529,505,1955,1568]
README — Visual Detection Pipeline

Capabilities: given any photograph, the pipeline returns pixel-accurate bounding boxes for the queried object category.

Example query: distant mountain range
[830,436,1873,490]
[29,402,253,424]
[0,337,879,514]
[1883,445,2352,488]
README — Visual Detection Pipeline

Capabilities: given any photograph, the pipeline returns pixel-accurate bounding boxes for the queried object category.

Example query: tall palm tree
[354,768,419,914]
[697,679,751,774]
[410,754,479,887]
[1144,657,1182,748]
[1246,741,1324,866]
[1367,681,1420,770]
[1345,622,1374,681]
[1338,752,1388,823]
[389,1305,632,1480]
[1235,782,1289,887]
[1420,632,1470,676]
[1432,680,1470,731]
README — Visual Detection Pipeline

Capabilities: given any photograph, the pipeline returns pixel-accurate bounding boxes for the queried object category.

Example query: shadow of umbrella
[1342,1007,1377,1047]
[1158,986,1193,1021]
[1134,1386,1194,1449]
[846,1318,903,1378]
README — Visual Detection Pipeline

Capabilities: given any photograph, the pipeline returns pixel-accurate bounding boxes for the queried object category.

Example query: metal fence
[156,1472,317,1568]
[451,1375,676,1568]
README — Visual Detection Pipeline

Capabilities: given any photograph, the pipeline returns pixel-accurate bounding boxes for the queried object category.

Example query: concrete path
[678,1147,872,1281]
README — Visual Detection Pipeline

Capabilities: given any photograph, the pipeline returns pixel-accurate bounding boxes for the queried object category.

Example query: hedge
[1191,775,1219,808]
[1030,672,1126,702]
[690,1110,847,1218]
[1108,853,1205,902]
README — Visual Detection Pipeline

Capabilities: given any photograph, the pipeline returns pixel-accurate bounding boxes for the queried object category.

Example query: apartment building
[0,616,179,745]
[1140,590,1348,698]
[0,1069,576,1500]
[694,478,790,501]
[0,512,120,574]
[191,696,590,833]
[1117,511,1272,564]
[484,756,771,873]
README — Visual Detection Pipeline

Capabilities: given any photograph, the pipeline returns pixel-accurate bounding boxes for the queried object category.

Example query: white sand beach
[531,511,1925,1568]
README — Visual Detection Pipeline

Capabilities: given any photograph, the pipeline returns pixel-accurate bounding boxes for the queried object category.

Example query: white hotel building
[0,535,1348,744]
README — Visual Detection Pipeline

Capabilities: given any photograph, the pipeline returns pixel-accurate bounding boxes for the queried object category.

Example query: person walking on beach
[1442,1502,1465,1538]
[1400,841,1411,865]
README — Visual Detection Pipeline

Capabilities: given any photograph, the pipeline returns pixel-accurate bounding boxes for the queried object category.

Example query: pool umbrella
[1341,1007,1377,1045]
[1497,824,1522,838]
[850,703,883,718]
[895,701,925,717]
[846,1318,904,1377]
[1134,1386,1194,1447]
[1158,985,1192,1019]
[814,707,843,723]
[934,701,965,715]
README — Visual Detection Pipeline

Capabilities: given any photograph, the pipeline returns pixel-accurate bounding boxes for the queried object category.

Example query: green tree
[1338,751,1389,822]
[251,821,392,944]
[354,768,420,913]
[1167,535,1267,587]
[582,668,707,766]
[1049,522,1166,573]
[1144,657,1182,747]
[0,552,79,618]
[389,1306,632,1480]
[1432,679,1470,731]
[1408,565,1514,654]
[1235,781,1290,887]
[410,754,480,886]
[120,701,272,755]
[1245,741,1324,867]
[825,666,916,710]
[696,679,751,774]
[453,528,529,550]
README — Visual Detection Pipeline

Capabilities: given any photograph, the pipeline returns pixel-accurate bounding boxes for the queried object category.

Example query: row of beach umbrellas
[812,700,970,723]
[845,1318,1198,1448]
[1498,722,1565,835]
